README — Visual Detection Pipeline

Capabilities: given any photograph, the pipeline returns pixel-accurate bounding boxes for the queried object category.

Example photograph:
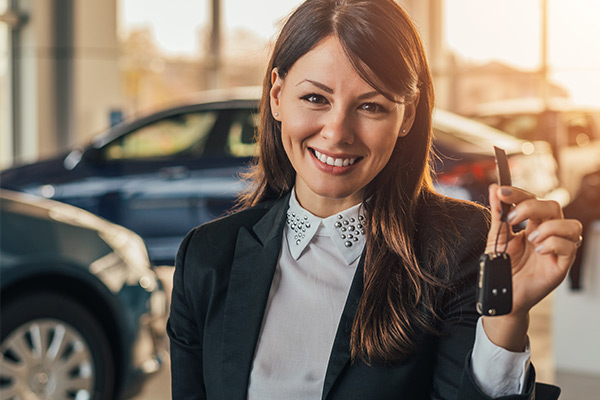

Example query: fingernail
[507,210,517,223]
[501,187,513,196]
[528,230,539,242]
[535,244,544,253]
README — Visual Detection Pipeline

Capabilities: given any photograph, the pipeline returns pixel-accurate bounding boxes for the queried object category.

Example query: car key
[494,146,512,222]
[476,146,513,316]
[476,253,512,316]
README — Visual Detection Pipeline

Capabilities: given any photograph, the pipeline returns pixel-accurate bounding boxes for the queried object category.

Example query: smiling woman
[167,1,581,399]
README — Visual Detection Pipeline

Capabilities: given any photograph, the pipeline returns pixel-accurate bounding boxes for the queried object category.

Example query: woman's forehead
[285,36,392,97]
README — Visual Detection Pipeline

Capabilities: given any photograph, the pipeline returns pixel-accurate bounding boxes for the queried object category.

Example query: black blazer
[167,193,559,400]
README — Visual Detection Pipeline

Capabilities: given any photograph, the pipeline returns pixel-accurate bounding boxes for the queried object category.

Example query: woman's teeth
[313,150,357,167]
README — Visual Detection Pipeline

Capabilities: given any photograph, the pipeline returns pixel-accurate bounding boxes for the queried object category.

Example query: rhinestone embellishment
[286,208,365,250]
[334,213,365,247]
[286,211,309,245]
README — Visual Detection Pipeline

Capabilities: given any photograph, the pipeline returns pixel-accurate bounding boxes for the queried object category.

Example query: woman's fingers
[496,186,563,225]
[526,219,583,246]
[533,235,578,257]
[495,185,537,205]
[486,184,581,258]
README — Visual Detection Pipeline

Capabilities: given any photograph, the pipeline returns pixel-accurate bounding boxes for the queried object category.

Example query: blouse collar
[285,188,366,265]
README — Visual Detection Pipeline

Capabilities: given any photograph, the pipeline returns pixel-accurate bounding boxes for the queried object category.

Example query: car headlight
[94,228,157,292]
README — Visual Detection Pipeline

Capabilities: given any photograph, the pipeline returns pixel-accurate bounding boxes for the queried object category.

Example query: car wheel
[0,292,115,400]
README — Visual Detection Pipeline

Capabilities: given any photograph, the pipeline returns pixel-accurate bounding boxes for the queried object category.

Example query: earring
[274,112,279,117]
[401,129,406,133]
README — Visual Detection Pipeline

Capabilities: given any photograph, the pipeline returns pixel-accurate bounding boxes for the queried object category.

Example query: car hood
[1,190,155,289]
[1,189,132,238]
[0,153,72,190]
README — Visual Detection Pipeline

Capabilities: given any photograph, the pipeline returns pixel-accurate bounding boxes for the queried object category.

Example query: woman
[167,0,582,399]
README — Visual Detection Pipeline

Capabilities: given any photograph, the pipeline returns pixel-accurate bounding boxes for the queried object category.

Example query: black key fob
[476,253,513,316]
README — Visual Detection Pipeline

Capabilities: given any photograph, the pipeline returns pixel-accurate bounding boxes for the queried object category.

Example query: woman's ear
[270,68,283,121]
[398,90,420,137]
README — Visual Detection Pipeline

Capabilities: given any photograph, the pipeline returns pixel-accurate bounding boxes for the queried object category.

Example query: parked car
[0,87,567,266]
[471,97,600,196]
[0,190,168,400]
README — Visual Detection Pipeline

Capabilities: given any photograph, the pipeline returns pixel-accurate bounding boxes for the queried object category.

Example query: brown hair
[238,0,456,363]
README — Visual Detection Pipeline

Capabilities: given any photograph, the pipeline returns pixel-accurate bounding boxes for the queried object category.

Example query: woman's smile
[309,147,362,174]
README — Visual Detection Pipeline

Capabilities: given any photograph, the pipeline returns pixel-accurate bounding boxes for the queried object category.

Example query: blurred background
[1,0,599,399]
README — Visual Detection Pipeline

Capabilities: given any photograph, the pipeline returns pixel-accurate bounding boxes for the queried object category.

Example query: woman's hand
[481,184,583,352]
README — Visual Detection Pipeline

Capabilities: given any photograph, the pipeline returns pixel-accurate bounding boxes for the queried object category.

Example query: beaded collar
[285,189,366,265]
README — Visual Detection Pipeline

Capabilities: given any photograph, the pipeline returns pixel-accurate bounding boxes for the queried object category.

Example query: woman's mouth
[311,149,359,167]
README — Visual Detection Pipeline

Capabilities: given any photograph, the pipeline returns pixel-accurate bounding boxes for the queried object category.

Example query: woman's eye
[361,102,386,113]
[301,94,328,104]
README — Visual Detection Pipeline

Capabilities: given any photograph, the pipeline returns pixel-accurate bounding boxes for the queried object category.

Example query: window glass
[227,110,258,157]
[105,112,217,160]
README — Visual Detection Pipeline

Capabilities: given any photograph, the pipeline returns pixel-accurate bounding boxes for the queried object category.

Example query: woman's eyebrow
[297,79,381,100]
[357,91,380,100]
[297,79,333,93]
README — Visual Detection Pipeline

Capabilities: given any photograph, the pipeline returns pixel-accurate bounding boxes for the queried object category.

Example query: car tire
[0,291,116,400]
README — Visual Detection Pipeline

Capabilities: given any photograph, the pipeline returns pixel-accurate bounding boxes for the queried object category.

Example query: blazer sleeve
[429,207,556,400]
[167,227,207,400]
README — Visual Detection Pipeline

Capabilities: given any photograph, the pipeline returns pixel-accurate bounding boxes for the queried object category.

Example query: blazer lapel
[220,195,289,400]
[321,255,365,400]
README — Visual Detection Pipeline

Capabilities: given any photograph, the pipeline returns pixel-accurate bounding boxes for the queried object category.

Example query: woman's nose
[320,108,354,145]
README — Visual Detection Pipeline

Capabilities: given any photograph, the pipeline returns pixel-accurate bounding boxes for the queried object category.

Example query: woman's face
[270,36,417,217]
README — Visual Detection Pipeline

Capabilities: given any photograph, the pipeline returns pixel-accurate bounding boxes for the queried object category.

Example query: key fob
[476,253,513,316]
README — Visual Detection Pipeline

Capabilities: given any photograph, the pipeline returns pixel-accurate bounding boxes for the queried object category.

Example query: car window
[104,112,218,160]
[226,110,258,157]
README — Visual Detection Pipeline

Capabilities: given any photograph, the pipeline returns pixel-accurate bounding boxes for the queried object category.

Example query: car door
[96,103,258,265]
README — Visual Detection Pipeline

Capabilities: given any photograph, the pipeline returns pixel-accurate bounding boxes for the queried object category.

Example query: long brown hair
[238,0,458,363]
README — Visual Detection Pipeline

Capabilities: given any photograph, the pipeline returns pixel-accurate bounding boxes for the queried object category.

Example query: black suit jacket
[167,193,560,400]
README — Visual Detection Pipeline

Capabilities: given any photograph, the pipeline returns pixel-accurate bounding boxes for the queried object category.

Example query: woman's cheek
[284,112,321,139]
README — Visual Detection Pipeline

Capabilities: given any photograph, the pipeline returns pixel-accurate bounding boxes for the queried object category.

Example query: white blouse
[247,189,529,399]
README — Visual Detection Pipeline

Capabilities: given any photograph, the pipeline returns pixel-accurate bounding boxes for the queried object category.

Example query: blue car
[0,190,168,400]
[0,88,566,266]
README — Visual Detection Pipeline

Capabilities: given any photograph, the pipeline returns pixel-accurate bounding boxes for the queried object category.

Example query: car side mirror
[65,147,104,170]
[64,147,103,170]
[63,149,84,170]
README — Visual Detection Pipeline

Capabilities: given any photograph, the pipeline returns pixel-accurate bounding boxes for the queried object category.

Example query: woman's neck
[293,185,363,218]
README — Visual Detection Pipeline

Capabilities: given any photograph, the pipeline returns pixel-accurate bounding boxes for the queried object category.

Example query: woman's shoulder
[416,191,490,261]
[172,198,282,287]
[184,199,277,248]
[414,191,491,287]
